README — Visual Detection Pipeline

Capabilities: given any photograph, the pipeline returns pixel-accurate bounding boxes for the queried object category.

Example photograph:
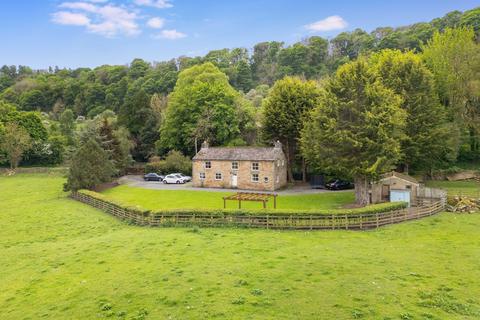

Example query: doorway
[231,173,238,188]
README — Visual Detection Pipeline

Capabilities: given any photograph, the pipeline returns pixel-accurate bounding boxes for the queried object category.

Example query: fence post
[345,214,348,230]
[266,215,269,229]
[310,215,313,230]
[376,213,379,228]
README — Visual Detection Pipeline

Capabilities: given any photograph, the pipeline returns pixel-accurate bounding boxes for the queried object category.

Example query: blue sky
[0,0,478,69]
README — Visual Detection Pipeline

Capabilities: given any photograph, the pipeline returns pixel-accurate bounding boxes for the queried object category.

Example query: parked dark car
[143,173,164,181]
[325,179,354,190]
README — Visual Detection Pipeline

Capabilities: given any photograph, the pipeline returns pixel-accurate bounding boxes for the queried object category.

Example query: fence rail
[70,191,445,231]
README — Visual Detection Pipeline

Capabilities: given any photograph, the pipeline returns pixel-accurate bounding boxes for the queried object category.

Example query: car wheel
[163,180,167,184]
[176,181,180,184]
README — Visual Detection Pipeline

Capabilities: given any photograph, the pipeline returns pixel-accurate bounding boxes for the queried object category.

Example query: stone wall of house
[192,159,287,191]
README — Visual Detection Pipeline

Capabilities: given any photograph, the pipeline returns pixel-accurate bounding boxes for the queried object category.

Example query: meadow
[1,173,480,319]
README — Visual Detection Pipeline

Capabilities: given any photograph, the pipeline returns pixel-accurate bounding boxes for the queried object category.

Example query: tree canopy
[301,59,405,205]
[159,63,244,155]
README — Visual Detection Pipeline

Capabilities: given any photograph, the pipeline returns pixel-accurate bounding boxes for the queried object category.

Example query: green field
[1,173,480,319]
[102,185,355,211]
[426,180,480,194]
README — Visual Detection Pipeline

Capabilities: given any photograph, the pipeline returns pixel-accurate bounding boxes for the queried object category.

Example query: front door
[231,173,238,188]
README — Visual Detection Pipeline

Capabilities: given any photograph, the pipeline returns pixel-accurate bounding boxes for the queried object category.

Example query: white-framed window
[215,172,222,180]
[281,160,285,166]
[264,177,269,183]
[205,161,211,169]
[251,162,259,171]
[252,173,259,182]
[199,172,205,180]
[232,161,238,170]
[277,160,281,167]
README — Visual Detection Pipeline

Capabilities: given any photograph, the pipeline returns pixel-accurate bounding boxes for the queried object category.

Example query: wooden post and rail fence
[70,191,446,231]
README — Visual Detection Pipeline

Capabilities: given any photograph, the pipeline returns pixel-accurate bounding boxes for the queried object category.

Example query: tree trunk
[301,157,307,183]
[404,163,409,175]
[285,140,294,182]
[354,175,370,206]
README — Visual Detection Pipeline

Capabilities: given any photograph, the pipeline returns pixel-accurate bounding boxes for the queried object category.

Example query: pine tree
[301,59,405,205]
[64,138,116,191]
[370,49,453,172]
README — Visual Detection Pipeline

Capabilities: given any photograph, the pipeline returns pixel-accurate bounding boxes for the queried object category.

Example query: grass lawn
[1,173,480,319]
[102,185,355,211]
[426,179,480,194]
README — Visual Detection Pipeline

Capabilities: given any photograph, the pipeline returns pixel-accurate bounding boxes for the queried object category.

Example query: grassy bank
[0,173,479,319]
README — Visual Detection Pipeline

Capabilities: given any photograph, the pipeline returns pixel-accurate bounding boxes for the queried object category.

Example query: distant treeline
[0,7,478,118]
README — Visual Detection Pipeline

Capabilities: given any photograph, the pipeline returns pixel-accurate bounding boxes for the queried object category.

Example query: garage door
[390,190,411,207]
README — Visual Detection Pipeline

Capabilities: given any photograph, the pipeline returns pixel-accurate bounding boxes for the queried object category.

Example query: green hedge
[77,189,407,217]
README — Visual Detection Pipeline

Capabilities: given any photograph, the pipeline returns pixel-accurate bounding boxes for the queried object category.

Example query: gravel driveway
[117,175,347,195]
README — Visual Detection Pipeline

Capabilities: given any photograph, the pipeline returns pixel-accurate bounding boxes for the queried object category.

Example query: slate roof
[193,146,284,161]
[380,171,419,185]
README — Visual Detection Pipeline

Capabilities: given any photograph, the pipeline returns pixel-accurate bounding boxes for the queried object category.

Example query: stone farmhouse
[192,141,287,191]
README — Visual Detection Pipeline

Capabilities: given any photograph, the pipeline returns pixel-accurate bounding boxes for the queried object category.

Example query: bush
[145,150,191,175]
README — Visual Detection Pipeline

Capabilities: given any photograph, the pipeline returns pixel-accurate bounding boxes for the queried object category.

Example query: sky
[0,0,478,69]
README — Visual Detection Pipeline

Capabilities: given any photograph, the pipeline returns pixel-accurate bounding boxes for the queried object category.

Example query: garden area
[1,173,480,319]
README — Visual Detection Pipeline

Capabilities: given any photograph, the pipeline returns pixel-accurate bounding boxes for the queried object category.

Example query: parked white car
[172,172,192,182]
[163,174,186,184]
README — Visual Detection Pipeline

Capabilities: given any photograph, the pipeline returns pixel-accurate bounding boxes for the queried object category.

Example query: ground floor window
[264,177,269,183]
[199,172,205,180]
[215,172,222,180]
[252,173,259,182]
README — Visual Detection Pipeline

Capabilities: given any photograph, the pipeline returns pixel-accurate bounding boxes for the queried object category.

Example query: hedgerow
[76,189,407,217]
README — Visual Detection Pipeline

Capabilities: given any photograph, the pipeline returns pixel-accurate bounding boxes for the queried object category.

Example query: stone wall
[192,159,287,191]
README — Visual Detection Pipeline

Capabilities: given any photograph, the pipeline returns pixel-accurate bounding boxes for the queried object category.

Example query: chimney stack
[201,140,209,150]
[274,140,282,149]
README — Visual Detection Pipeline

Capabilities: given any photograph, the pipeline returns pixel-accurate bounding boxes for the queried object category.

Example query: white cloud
[147,17,165,29]
[305,15,348,32]
[154,29,186,39]
[52,2,141,37]
[59,2,97,12]
[134,0,173,9]
[52,11,90,26]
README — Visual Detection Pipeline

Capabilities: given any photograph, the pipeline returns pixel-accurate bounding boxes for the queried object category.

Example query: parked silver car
[171,172,192,182]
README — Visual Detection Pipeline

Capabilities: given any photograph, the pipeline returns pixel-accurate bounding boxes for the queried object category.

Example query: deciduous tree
[262,76,321,182]
[0,122,32,169]
[370,50,453,172]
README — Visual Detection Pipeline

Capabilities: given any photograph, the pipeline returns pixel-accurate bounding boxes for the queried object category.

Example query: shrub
[145,150,191,175]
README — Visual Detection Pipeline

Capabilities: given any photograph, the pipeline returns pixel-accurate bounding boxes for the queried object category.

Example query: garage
[390,189,412,207]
